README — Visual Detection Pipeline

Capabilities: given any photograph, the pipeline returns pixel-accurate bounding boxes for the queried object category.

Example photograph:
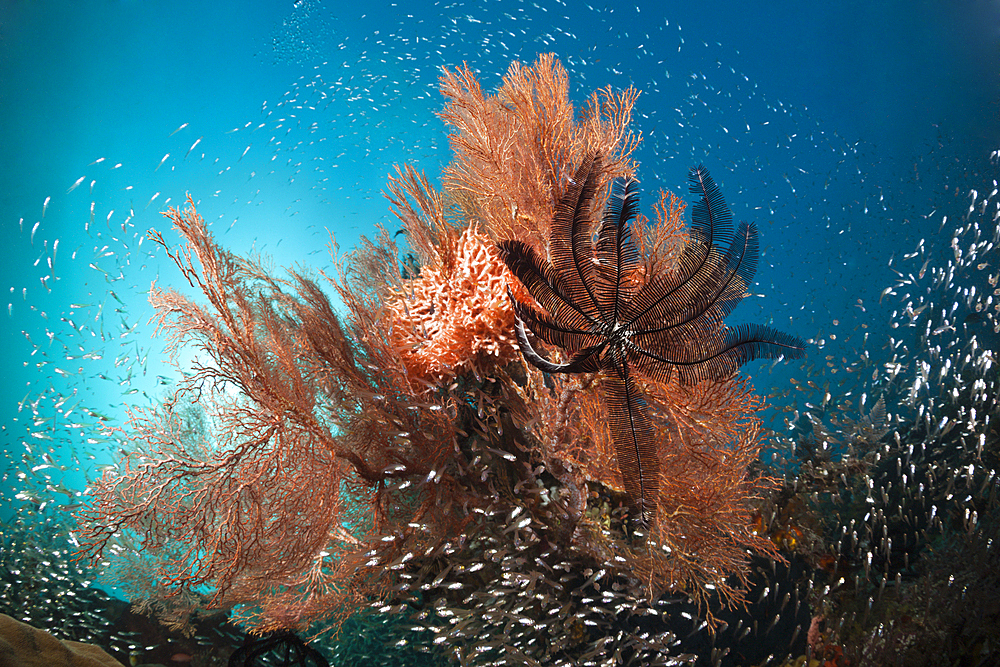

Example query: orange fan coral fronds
[439,53,641,250]
[75,53,805,653]
[382,55,643,392]
[385,225,521,389]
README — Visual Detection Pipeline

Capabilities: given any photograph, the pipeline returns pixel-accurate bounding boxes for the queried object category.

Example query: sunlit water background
[1,0,999,663]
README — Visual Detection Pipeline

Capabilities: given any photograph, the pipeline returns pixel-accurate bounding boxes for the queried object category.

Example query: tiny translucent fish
[42,196,51,217]
[67,176,86,193]
[169,122,189,136]
[88,157,106,165]
[184,136,203,159]
[155,153,170,171]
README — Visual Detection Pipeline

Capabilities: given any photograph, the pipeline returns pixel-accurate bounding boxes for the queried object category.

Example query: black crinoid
[498,153,806,527]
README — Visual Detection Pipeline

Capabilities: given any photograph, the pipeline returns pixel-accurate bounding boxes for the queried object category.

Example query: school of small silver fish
[2,0,997,665]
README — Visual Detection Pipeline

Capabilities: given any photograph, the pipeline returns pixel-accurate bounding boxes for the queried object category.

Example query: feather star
[498,152,806,527]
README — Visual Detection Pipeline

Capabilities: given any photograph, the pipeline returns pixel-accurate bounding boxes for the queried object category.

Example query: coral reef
[756,184,1000,666]
[76,55,805,664]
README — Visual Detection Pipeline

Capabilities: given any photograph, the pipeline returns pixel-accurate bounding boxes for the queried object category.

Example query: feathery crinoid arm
[594,176,641,325]
[506,287,603,358]
[513,318,603,374]
[623,165,739,334]
[623,165,805,384]
[638,321,806,385]
[547,153,605,324]
[498,239,595,336]
[602,347,658,528]
[498,152,612,373]
[687,164,733,246]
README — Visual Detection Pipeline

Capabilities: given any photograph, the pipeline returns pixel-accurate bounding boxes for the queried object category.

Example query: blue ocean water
[1,0,998,663]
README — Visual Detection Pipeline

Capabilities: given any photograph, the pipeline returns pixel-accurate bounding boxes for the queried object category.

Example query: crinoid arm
[603,347,659,528]
[512,318,602,374]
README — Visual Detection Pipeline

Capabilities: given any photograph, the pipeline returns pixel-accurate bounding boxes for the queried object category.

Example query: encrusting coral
[76,54,804,662]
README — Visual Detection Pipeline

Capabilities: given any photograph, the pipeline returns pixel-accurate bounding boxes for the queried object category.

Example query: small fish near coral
[73,55,812,664]
[500,153,806,527]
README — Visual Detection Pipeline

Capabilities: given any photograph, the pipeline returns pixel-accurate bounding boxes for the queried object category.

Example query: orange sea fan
[562,371,780,607]
[386,224,522,389]
[439,53,641,250]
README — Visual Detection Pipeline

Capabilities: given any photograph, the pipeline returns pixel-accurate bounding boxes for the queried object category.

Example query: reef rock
[0,614,120,667]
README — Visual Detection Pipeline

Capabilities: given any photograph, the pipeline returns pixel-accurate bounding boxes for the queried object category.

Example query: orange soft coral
[386,225,520,389]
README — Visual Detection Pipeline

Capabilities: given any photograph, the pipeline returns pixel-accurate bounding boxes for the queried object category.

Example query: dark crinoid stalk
[498,153,806,526]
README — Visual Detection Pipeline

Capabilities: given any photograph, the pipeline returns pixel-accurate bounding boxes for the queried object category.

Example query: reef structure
[76,55,808,665]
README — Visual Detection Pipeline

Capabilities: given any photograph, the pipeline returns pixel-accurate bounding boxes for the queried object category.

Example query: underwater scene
[2,1,999,666]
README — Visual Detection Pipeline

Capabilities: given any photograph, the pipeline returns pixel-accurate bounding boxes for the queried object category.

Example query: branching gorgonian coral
[77,55,803,663]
